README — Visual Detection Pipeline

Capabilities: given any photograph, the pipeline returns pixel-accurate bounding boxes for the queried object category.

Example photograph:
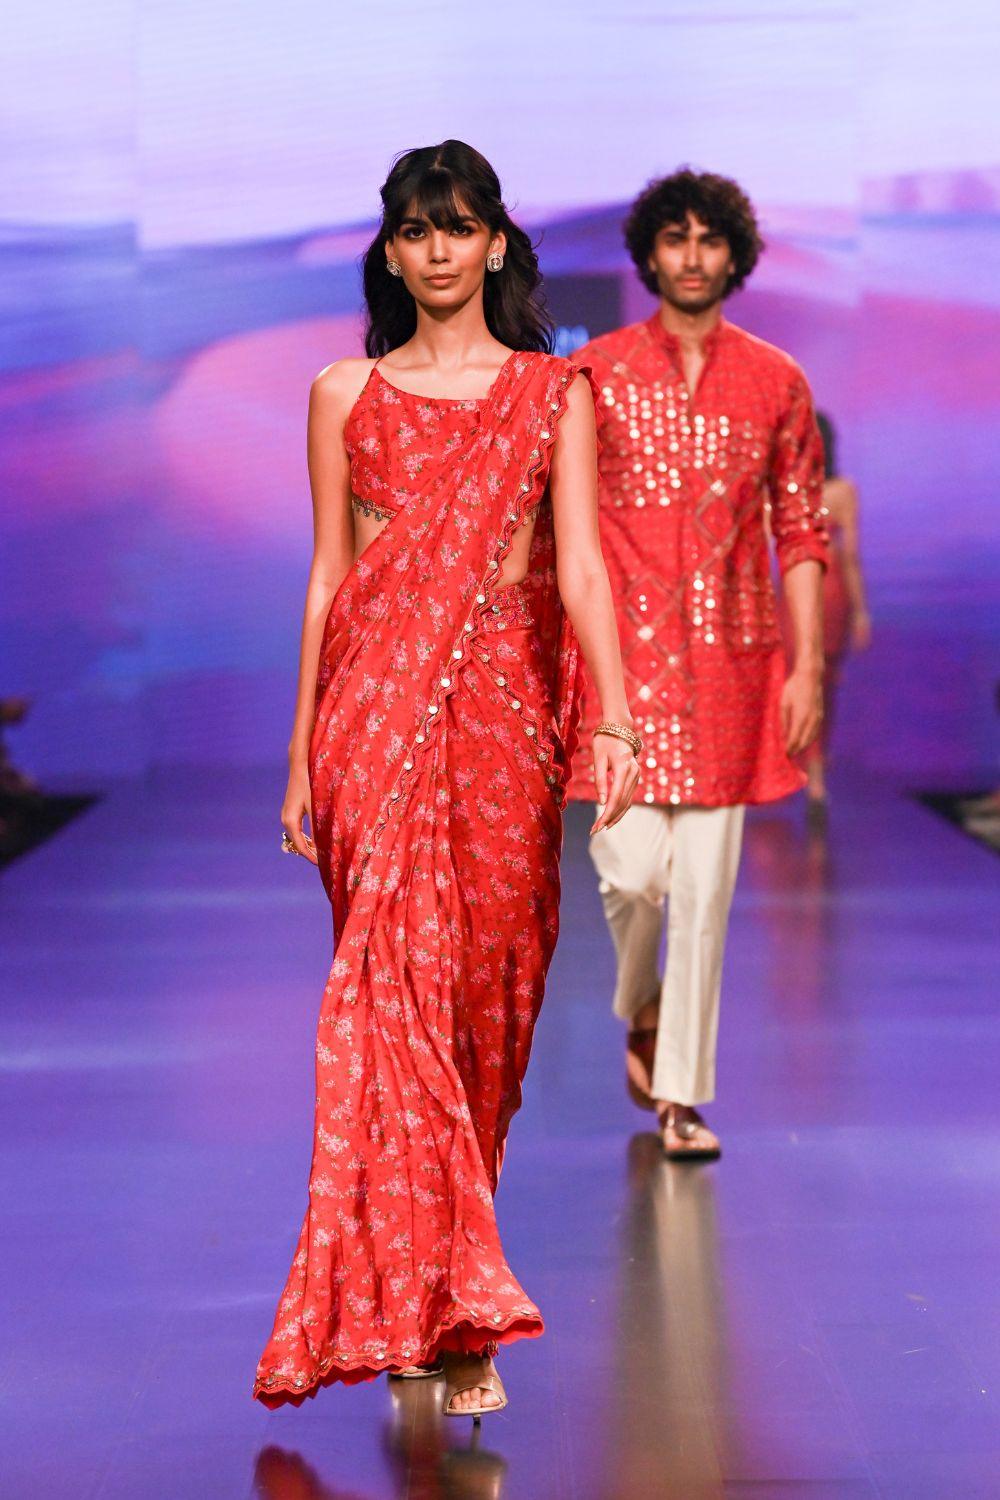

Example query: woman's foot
[389,1361,443,1379]
[657,1103,721,1161]
[442,1350,508,1420]
[806,796,829,832]
[805,759,827,805]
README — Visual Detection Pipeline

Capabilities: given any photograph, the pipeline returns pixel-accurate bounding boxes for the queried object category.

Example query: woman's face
[386,197,505,310]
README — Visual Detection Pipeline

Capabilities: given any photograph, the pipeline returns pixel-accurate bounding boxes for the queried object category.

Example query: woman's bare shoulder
[567,369,595,398]
[311,357,376,415]
[823,475,859,518]
[560,369,597,429]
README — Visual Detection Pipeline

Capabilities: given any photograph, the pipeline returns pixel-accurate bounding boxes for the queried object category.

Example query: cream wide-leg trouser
[589,803,746,1107]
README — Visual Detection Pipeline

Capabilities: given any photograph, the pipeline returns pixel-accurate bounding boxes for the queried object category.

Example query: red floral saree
[254,351,585,1405]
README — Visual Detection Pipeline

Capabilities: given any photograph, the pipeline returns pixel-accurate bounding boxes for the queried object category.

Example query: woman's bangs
[395,170,486,233]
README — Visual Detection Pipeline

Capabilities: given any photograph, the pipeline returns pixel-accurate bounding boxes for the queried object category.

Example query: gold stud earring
[386,259,403,277]
[486,252,504,272]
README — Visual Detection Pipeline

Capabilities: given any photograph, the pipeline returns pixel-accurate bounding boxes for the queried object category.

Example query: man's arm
[781,560,824,755]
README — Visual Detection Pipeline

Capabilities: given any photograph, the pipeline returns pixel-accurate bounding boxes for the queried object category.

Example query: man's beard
[660,275,727,316]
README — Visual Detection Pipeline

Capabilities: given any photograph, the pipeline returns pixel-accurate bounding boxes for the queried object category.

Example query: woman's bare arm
[835,480,872,649]
[549,374,639,832]
[281,359,369,861]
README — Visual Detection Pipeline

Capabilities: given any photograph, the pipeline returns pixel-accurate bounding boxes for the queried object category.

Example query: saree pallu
[254,352,584,1405]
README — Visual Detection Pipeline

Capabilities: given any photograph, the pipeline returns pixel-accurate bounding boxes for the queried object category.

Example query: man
[569,168,828,1160]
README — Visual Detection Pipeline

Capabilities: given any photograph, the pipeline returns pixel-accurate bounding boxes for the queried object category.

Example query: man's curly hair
[624,168,764,297]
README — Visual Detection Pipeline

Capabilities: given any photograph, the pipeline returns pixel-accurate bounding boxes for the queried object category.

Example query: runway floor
[3,768,998,1500]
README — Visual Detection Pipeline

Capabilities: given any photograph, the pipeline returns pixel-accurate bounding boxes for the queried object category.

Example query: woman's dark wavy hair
[624,168,764,297]
[816,411,837,479]
[361,140,553,358]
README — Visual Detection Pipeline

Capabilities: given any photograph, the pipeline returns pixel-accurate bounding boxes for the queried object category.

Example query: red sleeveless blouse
[346,365,498,524]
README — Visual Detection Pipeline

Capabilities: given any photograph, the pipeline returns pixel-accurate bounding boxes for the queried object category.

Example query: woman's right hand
[282,763,319,864]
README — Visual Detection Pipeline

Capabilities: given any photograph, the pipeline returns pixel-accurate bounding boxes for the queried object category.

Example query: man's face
[647,213,734,314]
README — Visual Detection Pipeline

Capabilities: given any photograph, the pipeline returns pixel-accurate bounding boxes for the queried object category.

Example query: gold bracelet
[594,720,643,757]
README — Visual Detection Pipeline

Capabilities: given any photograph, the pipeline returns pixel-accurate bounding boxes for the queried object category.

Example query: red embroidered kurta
[568,315,828,809]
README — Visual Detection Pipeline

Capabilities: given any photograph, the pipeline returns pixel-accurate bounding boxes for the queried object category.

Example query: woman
[253,141,640,1418]
[795,412,872,812]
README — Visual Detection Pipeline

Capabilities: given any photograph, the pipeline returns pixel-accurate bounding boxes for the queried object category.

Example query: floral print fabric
[254,353,582,1406]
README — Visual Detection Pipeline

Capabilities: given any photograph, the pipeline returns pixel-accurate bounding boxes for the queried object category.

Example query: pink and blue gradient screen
[1,3,998,783]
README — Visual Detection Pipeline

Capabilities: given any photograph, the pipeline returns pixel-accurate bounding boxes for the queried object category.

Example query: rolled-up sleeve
[769,372,829,575]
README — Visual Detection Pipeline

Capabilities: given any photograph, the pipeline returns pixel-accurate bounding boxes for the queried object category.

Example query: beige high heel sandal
[442,1349,508,1423]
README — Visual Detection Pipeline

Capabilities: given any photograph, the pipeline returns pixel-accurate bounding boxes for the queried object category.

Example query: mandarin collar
[646,312,727,358]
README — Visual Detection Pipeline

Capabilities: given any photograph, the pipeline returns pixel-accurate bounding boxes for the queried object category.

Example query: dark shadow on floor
[916,789,1000,857]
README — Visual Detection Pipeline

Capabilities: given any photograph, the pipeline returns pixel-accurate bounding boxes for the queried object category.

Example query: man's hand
[781,665,824,757]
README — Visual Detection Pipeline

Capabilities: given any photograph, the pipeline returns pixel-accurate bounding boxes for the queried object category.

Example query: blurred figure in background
[0,698,40,858]
[0,698,36,798]
[787,412,872,816]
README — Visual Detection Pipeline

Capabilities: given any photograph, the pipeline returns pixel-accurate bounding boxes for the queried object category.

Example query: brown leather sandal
[657,1104,721,1162]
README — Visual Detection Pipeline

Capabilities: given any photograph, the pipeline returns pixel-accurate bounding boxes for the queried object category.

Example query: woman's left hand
[851,610,872,651]
[590,734,641,834]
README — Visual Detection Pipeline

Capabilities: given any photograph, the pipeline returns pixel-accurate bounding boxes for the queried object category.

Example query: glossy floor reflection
[255,1377,508,1500]
[2,768,998,1499]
